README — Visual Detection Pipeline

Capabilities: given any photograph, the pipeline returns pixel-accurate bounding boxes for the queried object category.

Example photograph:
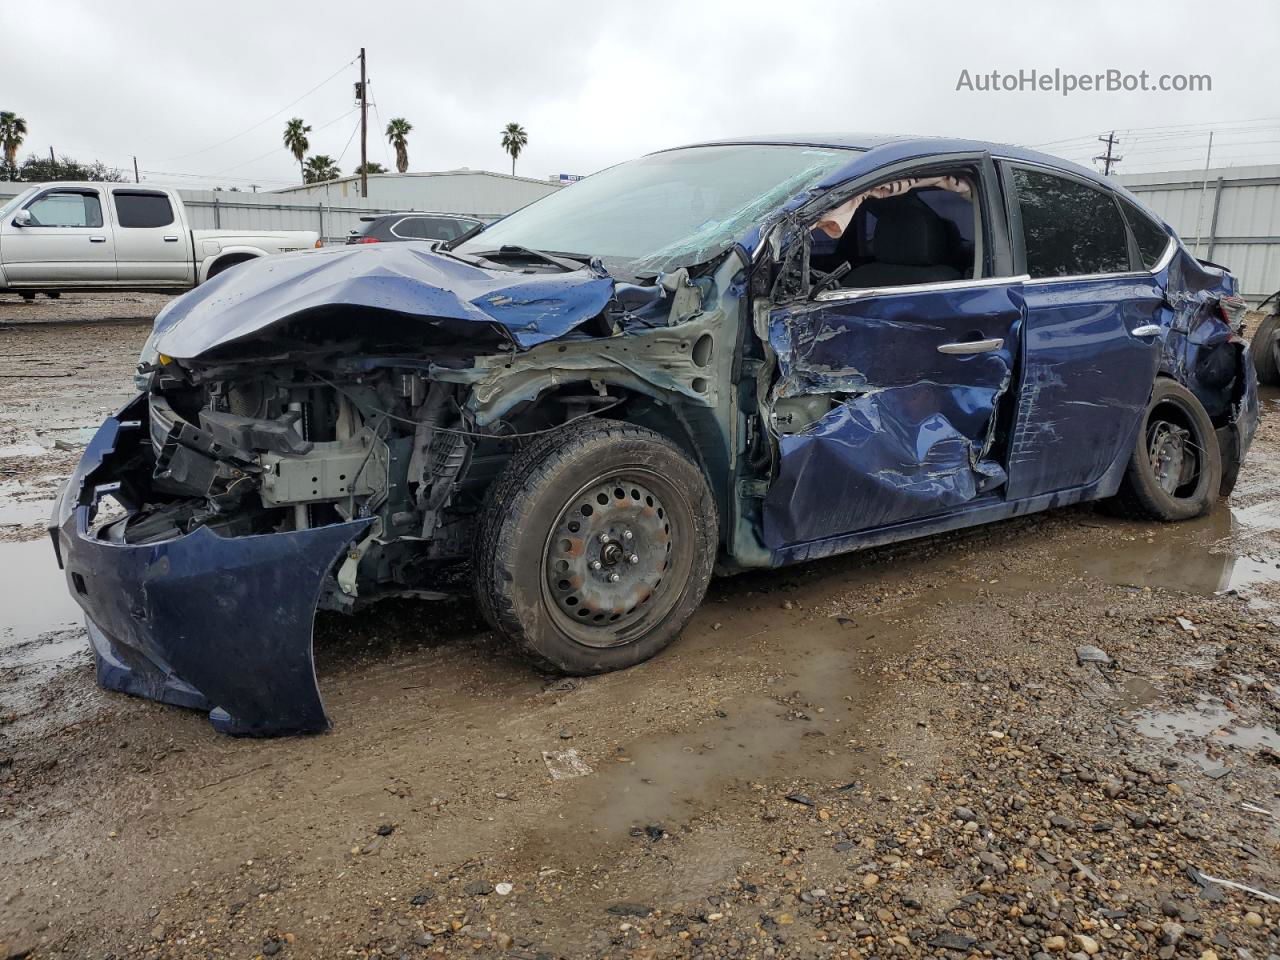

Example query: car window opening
[809,173,979,290]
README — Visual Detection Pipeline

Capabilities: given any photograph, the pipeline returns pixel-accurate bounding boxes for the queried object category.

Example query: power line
[370,100,392,168]
[212,107,358,176]
[335,114,362,168]
[1030,114,1280,150]
[163,57,357,163]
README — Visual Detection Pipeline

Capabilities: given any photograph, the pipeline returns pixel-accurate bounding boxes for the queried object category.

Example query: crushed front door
[762,279,1026,549]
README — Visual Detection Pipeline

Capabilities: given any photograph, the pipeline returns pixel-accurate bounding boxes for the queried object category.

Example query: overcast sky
[6,0,1278,190]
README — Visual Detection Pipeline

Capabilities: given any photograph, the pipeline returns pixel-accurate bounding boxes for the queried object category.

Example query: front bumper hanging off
[49,394,372,736]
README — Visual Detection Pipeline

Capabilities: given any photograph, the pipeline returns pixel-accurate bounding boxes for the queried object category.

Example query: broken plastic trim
[49,395,372,736]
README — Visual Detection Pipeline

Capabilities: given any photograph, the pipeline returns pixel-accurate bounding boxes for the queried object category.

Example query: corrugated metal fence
[8,167,1280,302]
[1117,164,1280,305]
[0,184,501,246]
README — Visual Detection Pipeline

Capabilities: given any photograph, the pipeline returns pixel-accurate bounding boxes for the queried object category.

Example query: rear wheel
[1250,312,1280,385]
[473,419,717,674]
[1111,379,1222,521]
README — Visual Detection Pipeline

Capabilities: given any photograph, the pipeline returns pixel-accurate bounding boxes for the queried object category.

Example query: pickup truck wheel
[1250,312,1280,385]
[207,254,255,279]
[473,419,717,675]
[1111,379,1222,522]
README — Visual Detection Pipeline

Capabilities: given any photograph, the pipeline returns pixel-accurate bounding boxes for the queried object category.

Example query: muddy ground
[0,296,1277,960]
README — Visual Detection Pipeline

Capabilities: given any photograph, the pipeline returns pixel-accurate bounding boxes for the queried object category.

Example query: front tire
[473,419,717,674]
[1250,312,1280,385]
[1111,379,1222,521]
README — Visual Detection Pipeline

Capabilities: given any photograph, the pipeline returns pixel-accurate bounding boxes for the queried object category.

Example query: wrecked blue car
[50,135,1259,735]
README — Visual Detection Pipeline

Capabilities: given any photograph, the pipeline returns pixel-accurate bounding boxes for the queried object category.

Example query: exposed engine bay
[130,361,622,608]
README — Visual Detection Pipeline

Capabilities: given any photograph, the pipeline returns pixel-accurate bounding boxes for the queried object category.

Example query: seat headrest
[868,196,952,267]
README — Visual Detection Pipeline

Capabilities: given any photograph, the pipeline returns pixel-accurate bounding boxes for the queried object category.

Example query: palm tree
[354,161,387,175]
[283,118,311,183]
[303,155,340,184]
[500,122,528,176]
[385,118,412,174]
[0,112,28,178]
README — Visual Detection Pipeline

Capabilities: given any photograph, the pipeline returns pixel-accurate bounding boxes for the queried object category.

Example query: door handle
[89,236,106,243]
[937,337,1004,355]
[163,235,179,242]
[1131,324,1162,338]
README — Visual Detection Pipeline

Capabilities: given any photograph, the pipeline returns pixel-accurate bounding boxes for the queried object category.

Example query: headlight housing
[134,301,178,392]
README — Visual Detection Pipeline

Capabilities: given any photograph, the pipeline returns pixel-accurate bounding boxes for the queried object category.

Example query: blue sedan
[50,135,1259,735]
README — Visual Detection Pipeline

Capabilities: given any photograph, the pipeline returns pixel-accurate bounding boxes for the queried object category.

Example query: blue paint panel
[152,243,617,359]
[1005,276,1162,500]
[763,282,1024,548]
[50,396,371,736]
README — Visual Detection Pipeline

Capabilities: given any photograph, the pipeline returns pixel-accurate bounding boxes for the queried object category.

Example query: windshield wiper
[475,245,592,272]
[440,221,485,250]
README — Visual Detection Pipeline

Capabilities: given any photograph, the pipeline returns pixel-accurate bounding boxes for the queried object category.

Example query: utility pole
[48,145,55,176]
[133,156,140,183]
[1192,131,1215,254]
[1094,131,1122,176]
[249,184,260,193]
[358,47,368,199]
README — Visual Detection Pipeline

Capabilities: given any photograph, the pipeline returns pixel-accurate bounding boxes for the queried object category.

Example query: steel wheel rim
[541,468,687,648]
[1146,400,1202,498]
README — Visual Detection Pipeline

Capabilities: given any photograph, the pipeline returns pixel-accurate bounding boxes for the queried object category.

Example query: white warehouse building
[268,169,561,221]
[1118,163,1280,305]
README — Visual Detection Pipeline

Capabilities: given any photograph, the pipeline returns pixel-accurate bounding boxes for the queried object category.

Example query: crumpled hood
[152,243,617,359]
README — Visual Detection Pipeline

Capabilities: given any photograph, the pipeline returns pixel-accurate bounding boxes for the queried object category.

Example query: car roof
[665,134,1113,191]
[18,181,179,191]
[360,211,482,222]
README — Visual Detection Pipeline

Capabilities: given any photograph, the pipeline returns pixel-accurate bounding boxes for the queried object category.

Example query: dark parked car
[51,135,1259,735]
[1249,287,1280,384]
[345,212,483,244]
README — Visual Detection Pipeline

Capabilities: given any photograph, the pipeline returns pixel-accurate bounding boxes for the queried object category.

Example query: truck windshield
[454,144,855,277]
[0,189,35,221]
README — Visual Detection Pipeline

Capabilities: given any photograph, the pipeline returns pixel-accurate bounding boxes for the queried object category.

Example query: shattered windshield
[455,144,855,276]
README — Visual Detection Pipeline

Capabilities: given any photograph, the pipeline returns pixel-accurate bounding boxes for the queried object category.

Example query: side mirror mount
[12,209,31,227]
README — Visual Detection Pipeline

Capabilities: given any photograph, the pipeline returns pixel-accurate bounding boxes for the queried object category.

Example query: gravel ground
[0,303,1277,959]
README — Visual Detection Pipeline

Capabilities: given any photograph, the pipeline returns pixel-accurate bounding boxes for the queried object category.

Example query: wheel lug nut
[590,560,602,570]
[609,572,621,583]
[629,554,640,564]
[622,530,633,540]
[599,532,610,543]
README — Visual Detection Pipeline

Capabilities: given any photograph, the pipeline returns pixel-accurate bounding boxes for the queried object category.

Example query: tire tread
[473,418,717,673]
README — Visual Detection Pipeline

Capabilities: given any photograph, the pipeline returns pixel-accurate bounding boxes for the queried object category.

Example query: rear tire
[473,419,717,675]
[1111,379,1222,521]
[1250,313,1280,385]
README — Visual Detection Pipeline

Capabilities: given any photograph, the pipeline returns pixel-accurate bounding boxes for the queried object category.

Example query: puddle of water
[1070,507,1280,596]
[0,477,60,527]
[0,441,47,458]
[0,538,84,648]
[521,550,1053,852]
[546,619,895,841]
[1133,696,1280,773]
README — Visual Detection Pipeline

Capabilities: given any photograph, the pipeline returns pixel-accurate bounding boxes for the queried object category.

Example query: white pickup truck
[0,183,320,298]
